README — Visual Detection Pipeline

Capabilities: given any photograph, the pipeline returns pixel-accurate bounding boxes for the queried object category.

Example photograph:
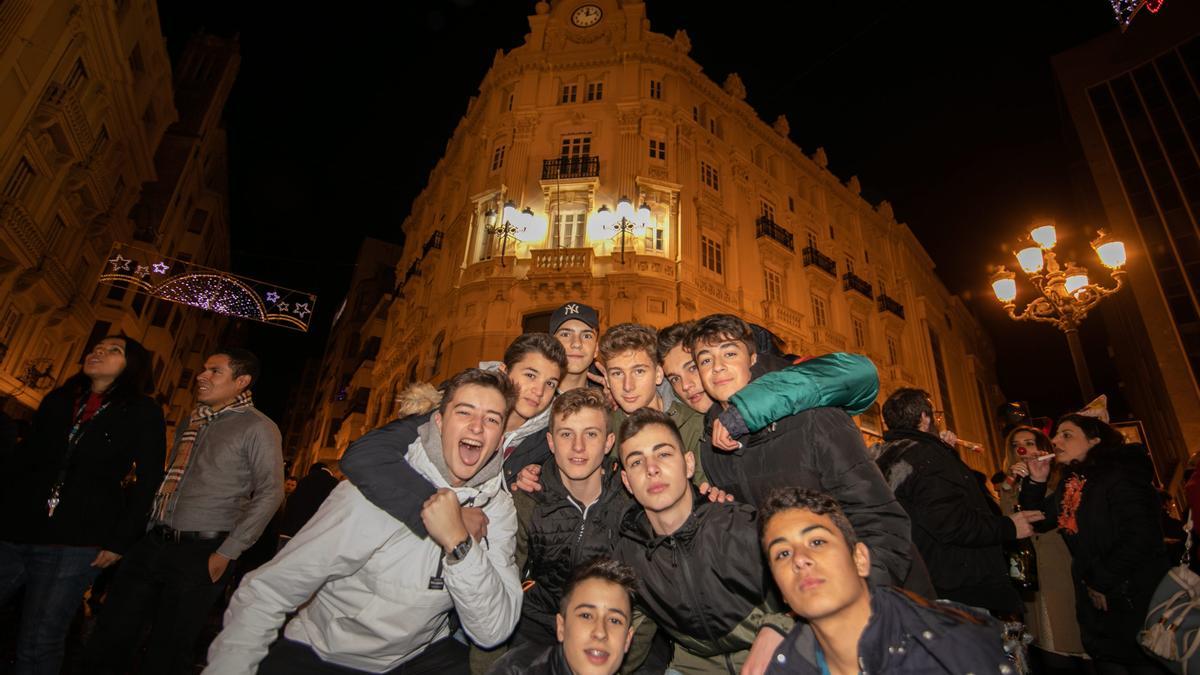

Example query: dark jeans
[82,532,234,675]
[258,636,469,674]
[0,541,102,675]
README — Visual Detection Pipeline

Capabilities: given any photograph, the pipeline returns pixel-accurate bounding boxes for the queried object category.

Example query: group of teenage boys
[203,302,1015,675]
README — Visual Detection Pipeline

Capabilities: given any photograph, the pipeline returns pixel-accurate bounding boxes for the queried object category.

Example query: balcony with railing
[842,272,873,299]
[530,247,593,275]
[802,246,837,276]
[541,155,600,180]
[878,293,906,319]
[755,216,794,252]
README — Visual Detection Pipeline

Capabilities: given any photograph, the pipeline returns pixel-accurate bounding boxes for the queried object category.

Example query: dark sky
[156,1,1128,427]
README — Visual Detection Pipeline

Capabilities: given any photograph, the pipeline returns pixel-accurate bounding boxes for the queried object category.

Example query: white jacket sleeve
[203,483,398,674]
[442,492,522,648]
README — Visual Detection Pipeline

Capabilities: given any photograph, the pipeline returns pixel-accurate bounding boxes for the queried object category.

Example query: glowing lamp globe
[1064,265,1089,296]
[616,196,634,221]
[637,201,651,224]
[1092,230,1127,269]
[991,267,1017,304]
[502,201,518,226]
[1030,223,1057,249]
[1015,244,1045,274]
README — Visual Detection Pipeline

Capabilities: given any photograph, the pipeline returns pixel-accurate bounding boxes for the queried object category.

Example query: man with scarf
[85,347,284,675]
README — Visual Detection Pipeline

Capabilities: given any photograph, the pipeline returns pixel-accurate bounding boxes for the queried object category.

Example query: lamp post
[483,201,535,267]
[593,196,650,263]
[989,221,1127,400]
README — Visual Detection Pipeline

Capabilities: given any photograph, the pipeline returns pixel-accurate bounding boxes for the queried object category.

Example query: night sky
[156,1,1127,430]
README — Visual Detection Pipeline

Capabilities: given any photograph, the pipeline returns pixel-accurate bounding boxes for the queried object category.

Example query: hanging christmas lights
[98,242,317,332]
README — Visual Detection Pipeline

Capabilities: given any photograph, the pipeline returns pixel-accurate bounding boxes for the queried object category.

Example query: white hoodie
[204,423,520,674]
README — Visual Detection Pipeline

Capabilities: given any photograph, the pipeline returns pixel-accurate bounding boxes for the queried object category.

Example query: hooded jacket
[615,495,792,673]
[766,586,1012,674]
[875,428,1021,615]
[204,421,521,674]
[699,353,913,588]
[339,397,552,537]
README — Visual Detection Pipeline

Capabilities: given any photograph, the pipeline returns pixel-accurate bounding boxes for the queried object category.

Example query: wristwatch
[446,537,472,565]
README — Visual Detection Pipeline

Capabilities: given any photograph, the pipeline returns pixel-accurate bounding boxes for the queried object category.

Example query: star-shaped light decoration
[265,291,280,304]
[134,265,151,278]
[276,302,289,312]
[108,255,133,272]
[151,262,170,274]
[293,302,311,319]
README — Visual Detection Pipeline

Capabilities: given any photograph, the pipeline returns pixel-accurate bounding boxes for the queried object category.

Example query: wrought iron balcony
[422,230,444,256]
[542,155,600,180]
[842,272,873,299]
[802,246,837,276]
[878,293,906,319]
[755,216,794,251]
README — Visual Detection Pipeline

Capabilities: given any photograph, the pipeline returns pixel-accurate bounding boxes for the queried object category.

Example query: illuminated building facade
[358,0,1009,473]
[0,2,238,436]
[0,0,175,415]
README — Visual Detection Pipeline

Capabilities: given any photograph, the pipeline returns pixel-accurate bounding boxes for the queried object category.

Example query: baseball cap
[549,302,599,334]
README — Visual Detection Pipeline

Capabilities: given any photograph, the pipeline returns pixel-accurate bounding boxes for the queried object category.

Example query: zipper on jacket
[672,539,736,675]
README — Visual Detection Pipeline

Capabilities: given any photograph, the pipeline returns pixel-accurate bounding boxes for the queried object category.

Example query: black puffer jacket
[515,458,632,639]
[876,428,1021,616]
[766,586,1012,674]
[1020,443,1169,664]
[487,643,573,675]
[700,354,913,588]
[0,386,165,554]
[615,496,790,673]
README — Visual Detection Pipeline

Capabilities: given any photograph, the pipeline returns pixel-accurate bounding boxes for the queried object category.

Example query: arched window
[430,332,445,378]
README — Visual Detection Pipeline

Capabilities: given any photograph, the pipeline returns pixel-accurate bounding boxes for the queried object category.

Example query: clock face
[571,4,603,27]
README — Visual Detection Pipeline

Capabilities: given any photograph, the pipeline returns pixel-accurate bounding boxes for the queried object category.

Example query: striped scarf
[151,390,254,522]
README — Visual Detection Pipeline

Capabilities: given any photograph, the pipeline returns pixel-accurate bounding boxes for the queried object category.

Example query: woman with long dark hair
[0,335,166,675]
[1020,413,1170,674]
[1004,425,1086,672]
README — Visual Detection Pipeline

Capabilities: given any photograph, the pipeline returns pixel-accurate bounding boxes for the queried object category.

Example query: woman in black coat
[1019,413,1169,675]
[0,334,165,675]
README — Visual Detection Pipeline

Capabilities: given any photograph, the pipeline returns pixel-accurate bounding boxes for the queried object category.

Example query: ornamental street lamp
[483,201,536,267]
[989,220,1127,400]
[593,196,650,263]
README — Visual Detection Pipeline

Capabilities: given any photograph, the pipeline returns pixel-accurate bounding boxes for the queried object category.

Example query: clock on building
[571,4,603,27]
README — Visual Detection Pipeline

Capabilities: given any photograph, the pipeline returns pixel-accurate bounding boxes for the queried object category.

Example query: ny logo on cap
[564,303,580,314]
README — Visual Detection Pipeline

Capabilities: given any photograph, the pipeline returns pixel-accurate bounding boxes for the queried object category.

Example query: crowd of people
[0,300,1185,675]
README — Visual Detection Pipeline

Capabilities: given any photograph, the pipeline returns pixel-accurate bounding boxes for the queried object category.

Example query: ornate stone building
[365,0,1009,473]
[0,1,236,434]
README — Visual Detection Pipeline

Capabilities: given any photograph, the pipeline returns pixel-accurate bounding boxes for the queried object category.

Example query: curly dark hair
[685,313,756,356]
[758,487,859,552]
[558,557,638,615]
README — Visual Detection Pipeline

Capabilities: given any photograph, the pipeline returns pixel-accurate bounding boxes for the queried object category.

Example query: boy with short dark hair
[759,487,1012,674]
[614,408,792,673]
[489,558,639,675]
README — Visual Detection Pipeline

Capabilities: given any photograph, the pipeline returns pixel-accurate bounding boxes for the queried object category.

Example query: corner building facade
[370,0,1008,474]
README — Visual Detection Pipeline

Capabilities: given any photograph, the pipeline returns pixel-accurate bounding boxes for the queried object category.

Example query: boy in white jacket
[205,369,522,674]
